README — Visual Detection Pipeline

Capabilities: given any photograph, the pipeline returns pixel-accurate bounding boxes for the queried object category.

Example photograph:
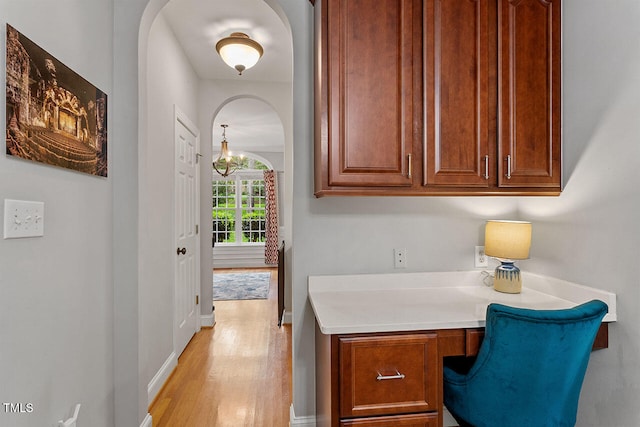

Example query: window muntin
[212,180,236,243]
[241,179,266,243]
[212,156,269,245]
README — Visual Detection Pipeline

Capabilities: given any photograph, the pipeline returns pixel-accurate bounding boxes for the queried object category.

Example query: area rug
[213,272,271,301]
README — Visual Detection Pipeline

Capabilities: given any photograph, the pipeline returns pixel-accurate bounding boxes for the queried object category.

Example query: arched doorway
[211,96,285,267]
[137,0,295,422]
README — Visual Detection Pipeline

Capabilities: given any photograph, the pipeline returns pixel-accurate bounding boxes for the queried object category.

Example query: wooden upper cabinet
[313,0,562,196]
[423,0,494,187]
[315,0,422,193]
[498,0,561,189]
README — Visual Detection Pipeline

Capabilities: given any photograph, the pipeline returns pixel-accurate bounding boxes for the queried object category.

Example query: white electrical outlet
[4,199,45,239]
[475,245,488,268]
[394,248,407,269]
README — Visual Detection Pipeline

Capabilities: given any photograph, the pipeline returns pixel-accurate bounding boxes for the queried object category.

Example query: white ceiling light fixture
[215,32,264,75]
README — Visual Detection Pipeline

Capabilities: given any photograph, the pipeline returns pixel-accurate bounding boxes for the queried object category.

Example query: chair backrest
[467,300,608,426]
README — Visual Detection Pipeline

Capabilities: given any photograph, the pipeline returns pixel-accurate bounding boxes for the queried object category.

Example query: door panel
[424,0,492,186]
[498,0,561,187]
[174,111,200,357]
[325,0,421,187]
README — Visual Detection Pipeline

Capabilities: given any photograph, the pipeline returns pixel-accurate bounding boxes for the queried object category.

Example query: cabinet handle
[506,154,512,180]
[376,371,406,381]
[483,155,489,180]
[407,154,412,179]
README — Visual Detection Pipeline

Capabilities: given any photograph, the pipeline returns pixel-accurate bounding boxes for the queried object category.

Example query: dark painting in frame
[6,24,108,177]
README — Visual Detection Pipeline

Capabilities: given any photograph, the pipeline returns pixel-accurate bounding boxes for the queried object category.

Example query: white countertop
[308,271,617,335]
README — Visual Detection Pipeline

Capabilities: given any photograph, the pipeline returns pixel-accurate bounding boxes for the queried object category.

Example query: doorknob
[177,247,187,255]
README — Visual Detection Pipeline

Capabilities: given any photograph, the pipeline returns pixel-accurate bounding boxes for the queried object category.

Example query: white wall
[523,2,640,425]
[114,0,150,422]
[0,1,115,426]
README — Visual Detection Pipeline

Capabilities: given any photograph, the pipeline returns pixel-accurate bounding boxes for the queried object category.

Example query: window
[212,156,269,245]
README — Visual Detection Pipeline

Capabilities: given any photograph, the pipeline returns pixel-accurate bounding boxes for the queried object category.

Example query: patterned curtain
[264,170,279,265]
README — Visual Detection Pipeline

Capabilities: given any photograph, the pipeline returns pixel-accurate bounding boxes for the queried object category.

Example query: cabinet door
[424,0,493,187]
[339,333,438,418]
[498,0,561,188]
[320,0,421,189]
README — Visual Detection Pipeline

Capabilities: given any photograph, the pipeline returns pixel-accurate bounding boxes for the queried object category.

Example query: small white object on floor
[58,403,81,427]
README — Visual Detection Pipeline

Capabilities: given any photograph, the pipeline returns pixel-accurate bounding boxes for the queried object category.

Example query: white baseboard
[147,351,177,406]
[201,312,215,327]
[282,310,292,325]
[290,404,316,427]
[140,413,152,427]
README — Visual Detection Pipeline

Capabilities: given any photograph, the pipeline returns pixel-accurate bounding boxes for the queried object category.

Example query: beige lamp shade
[484,220,532,260]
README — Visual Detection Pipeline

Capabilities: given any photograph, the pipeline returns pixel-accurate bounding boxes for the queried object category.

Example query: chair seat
[443,300,608,427]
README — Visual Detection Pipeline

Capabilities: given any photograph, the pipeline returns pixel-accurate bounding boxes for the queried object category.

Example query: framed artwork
[6,24,108,177]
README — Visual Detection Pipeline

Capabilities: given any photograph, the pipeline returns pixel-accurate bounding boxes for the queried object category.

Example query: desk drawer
[339,333,438,418]
[340,412,438,426]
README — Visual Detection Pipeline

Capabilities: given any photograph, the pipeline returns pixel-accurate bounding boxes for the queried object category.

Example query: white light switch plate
[4,199,45,239]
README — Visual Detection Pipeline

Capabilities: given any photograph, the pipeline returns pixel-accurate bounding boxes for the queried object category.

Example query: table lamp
[484,220,532,293]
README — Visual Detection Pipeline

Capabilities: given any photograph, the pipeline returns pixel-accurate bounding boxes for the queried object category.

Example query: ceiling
[161,0,291,153]
[213,98,285,153]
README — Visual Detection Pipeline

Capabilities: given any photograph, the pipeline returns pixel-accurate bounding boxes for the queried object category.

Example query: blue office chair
[443,300,608,427]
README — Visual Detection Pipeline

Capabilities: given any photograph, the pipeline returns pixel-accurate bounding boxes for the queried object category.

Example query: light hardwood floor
[150,268,292,426]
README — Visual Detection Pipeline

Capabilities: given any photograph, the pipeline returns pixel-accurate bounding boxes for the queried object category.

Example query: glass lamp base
[493,261,522,294]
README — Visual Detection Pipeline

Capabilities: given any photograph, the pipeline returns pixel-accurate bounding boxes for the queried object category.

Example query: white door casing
[174,106,200,357]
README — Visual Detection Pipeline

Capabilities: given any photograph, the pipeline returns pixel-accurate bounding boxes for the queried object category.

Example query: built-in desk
[309,271,616,427]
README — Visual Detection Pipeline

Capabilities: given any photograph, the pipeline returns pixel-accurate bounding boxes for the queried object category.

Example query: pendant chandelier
[215,32,264,75]
[213,124,243,177]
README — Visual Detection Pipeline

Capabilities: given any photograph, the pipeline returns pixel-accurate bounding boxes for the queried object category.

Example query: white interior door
[174,107,200,357]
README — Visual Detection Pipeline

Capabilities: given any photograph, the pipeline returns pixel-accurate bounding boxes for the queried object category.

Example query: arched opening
[138,0,295,422]
[211,96,285,266]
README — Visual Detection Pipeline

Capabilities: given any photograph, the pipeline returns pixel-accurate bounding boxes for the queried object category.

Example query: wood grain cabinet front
[313,0,561,196]
[423,0,493,188]
[497,0,562,189]
[315,329,439,426]
[340,334,438,418]
[314,0,422,192]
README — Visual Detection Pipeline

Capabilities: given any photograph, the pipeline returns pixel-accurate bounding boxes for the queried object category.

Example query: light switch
[4,199,45,239]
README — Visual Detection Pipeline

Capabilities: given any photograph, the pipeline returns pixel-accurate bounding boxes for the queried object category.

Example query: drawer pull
[376,371,406,381]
